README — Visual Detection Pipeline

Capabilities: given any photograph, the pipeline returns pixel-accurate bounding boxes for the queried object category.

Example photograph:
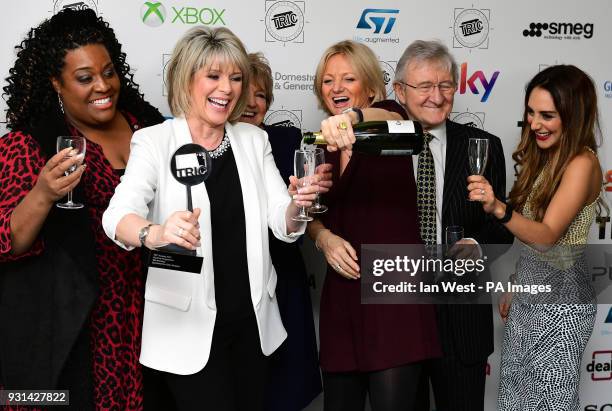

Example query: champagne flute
[308,147,328,214]
[292,149,314,222]
[56,136,86,209]
[468,138,489,175]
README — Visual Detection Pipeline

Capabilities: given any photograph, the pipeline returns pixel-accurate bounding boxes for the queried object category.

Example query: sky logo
[356,9,399,34]
[459,62,499,102]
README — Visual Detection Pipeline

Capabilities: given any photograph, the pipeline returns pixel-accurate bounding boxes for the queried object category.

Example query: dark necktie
[417,132,437,245]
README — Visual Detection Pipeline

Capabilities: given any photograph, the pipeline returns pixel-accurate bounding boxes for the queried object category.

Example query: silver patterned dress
[498,168,598,411]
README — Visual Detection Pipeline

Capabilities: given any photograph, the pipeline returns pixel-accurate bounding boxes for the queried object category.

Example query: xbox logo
[141,1,166,27]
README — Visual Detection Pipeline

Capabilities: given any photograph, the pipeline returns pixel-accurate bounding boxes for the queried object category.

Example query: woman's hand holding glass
[145,209,201,250]
[33,145,86,207]
[288,176,317,210]
[312,162,333,193]
[467,175,501,215]
[55,136,86,209]
[288,162,333,218]
[291,149,315,222]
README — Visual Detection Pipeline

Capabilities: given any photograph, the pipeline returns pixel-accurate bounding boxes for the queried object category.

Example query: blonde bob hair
[247,52,274,110]
[313,40,386,114]
[166,26,250,122]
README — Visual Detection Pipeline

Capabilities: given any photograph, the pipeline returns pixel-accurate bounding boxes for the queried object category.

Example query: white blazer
[102,117,303,375]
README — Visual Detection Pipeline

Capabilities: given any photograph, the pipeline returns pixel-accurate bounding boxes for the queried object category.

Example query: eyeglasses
[398,80,456,95]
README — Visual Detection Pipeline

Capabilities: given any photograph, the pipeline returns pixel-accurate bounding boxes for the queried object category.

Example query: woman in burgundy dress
[308,40,441,411]
[0,9,163,410]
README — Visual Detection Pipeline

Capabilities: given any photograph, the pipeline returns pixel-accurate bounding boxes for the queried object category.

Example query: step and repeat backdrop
[1,0,611,409]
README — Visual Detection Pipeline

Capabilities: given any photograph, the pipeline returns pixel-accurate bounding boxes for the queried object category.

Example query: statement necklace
[209,131,230,159]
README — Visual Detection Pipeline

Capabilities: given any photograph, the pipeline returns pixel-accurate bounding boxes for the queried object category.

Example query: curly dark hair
[3,8,162,134]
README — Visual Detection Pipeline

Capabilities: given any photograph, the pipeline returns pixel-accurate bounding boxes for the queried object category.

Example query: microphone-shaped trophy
[158,143,212,255]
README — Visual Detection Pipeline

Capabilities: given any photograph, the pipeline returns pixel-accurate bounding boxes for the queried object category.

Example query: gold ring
[336,264,342,271]
[480,189,485,195]
[338,121,348,130]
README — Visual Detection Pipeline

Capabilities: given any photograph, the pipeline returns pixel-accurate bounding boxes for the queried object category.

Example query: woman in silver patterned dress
[467,65,603,410]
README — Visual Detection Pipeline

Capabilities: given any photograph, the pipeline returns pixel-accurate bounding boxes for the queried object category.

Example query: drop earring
[58,93,64,114]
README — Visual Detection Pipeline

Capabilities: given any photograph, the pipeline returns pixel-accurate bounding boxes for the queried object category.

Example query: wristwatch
[341,107,364,124]
[138,223,154,247]
[495,202,513,224]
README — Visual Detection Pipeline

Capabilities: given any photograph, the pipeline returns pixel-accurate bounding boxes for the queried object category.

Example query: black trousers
[414,356,487,411]
[144,315,268,411]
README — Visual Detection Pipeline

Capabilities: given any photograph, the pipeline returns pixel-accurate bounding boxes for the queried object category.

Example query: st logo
[356,9,399,34]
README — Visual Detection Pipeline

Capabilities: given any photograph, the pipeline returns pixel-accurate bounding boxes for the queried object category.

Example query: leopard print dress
[0,115,146,410]
[497,166,598,411]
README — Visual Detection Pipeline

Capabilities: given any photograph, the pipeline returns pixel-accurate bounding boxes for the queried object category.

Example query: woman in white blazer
[102,26,325,411]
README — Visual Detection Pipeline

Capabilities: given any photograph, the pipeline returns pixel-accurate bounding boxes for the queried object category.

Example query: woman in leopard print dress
[468,65,603,410]
[0,8,163,410]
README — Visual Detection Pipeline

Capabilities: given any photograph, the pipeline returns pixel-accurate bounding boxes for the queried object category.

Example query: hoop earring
[58,93,64,114]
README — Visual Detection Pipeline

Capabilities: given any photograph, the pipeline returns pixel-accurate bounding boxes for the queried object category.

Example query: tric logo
[264,1,304,44]
[264,109,302,130]
[53,0,98,14]
[452,8,490,49]
[451,111,485,130]
[271,10,298,30]
[379,60,396,98]
[356,9,399,34]
[141,2,166,27]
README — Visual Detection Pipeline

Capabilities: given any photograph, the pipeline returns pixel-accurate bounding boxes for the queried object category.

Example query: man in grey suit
[392,40,514,411]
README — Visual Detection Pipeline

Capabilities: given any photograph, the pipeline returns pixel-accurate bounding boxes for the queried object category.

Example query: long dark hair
[508,65,601,220]
[3,8,162,138]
